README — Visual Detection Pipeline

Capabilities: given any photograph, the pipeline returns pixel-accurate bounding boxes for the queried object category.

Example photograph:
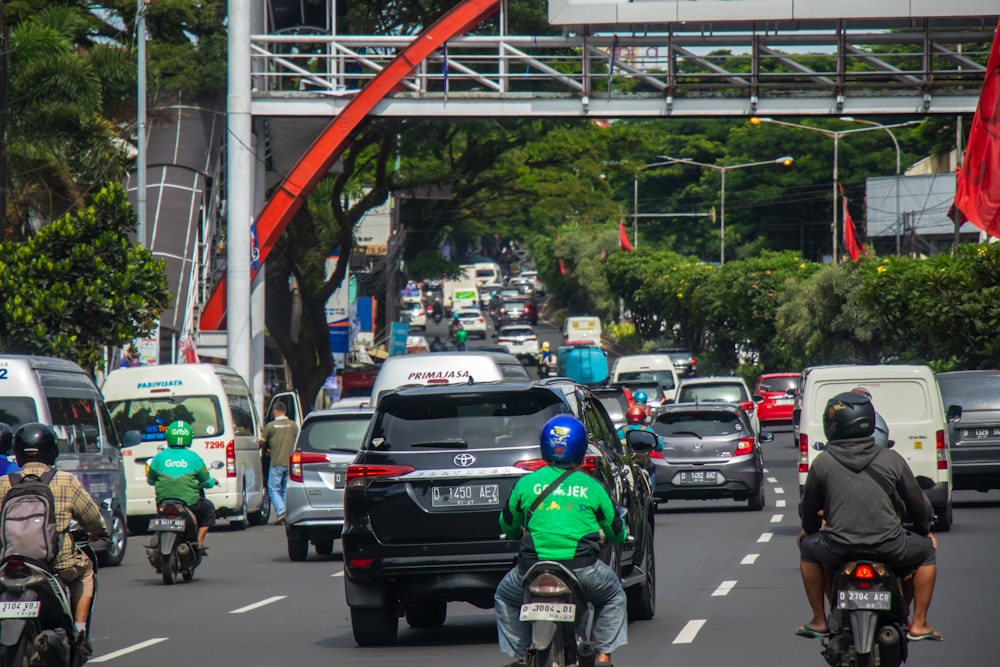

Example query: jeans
[268,465,288,517]
[495,560,627,658]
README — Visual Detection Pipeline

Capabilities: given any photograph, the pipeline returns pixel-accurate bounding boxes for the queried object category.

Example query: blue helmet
[539,415,588,466]
[633,391,648,405]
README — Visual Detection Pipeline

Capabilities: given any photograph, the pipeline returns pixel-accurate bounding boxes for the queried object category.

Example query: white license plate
[677,471,720,485]
[775,398,794,405]
[431,483,500,507]
[0,601,40,618]
[148,518,186,532]
[520,602,576,622]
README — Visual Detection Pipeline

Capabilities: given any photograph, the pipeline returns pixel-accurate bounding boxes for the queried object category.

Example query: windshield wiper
[408,440,469,449]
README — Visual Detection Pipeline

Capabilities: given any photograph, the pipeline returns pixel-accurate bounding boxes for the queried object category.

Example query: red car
[753,372,800,424]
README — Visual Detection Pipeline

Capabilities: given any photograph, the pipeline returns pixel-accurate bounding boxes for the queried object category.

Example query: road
[89,413,1000,666]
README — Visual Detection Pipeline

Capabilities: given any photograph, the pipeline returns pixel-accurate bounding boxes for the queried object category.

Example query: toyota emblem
[454,453,476,467]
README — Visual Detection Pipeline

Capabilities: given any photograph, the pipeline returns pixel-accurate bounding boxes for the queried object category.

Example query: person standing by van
[260,401,299,525]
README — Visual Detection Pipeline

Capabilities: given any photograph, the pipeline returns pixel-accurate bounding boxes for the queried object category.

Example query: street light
[749,117,920,261]
[631,160,680,249]
[656,155,795,264]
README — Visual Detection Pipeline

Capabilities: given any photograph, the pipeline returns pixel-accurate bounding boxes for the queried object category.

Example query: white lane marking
[331,570,344,577]
[770,514,784,523]
[776,499,787,508]
[774,487,785,494]
[767,476,778,483]
[673,619,707,644]
[757,532,773,543]
[229,595,287,614]
[712,580,737,597]
[741,554,759,565]
[763,468,770,474]
[90,638,169,663]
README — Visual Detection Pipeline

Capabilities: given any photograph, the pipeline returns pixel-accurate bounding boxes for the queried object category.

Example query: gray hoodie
[801,436,932,548]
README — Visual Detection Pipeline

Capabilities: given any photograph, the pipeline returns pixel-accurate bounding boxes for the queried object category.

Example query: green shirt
[500,465,625,567]
[147,447,214,506]
[260,416,299,466]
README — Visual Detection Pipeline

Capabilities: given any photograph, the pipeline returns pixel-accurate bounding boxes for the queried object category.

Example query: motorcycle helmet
[873,413,890,448]
[626,406,647,425]
[633,391,648,405]
[539,415,588,467]
[542,341,550,351]
[165,420,194,448]
[13,423,58,466]
[822,392,876,442]
[0,423,13,456]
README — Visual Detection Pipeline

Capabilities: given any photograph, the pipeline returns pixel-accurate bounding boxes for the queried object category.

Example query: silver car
[285,407,373,561]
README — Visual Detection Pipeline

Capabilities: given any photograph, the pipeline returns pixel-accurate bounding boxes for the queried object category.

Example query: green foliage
[0,184,169,370]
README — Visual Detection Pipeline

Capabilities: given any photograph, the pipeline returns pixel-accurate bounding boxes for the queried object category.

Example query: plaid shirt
[0,462,107,570]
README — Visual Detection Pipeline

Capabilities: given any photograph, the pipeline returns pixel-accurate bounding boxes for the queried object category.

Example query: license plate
[333,471,346,489]
[837,589,891,611]
[775,397,794,405]
[962,426,1000,440]
[0,601,40,619]
[677,471,720,485]
[431,483,500,507]
[148,518,186,532]
[520,602,576,622]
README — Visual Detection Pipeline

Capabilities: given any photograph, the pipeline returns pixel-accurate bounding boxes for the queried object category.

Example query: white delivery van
[102,364,271,529]
[794,364,957,530]
[370,351,529,406]
[609,354,681,404]
[563,316,603,348]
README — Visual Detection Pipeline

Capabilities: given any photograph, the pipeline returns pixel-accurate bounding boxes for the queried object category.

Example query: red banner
[840,184,862,262]
[619,220,634,252]
[953,18,1000,237]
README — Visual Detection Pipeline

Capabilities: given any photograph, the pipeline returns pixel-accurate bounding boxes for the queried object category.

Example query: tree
[0,183,169,370]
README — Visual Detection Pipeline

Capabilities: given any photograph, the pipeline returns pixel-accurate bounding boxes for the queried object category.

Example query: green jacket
[147,446,214,506]
[454,328,468,344]
[500,465,625,568]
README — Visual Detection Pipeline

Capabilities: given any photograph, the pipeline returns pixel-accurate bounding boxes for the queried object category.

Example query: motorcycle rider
[495,415,628,667]
[796,392,940,641]
[429,335,448,353]
[0,423,107,652]
[146,420,217,552]
[537,341,555,375]
[431,298,444,323]
[617,406,662,493]
[632,390,650,418]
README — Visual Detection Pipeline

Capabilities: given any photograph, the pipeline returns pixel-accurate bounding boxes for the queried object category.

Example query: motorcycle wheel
[533,627,564,667]
[3,624,34,667]
[854,647,876,667]
[162,552,177,585]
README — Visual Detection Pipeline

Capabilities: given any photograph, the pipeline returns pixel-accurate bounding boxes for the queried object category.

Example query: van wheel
[351,605,399,645]
[934,500,953,532]
[229,487,249,531]
[98,510,128,567]
[249,488,270,526]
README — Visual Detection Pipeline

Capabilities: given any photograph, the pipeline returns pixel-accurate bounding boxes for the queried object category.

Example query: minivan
[102,364,270,530]
[610,354,680,404]
[0,355,128,566]
[563,316,603,348]
[369,351,530,406]
[794,364,957,531]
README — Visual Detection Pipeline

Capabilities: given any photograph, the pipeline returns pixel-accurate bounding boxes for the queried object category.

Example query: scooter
[146,499,203,585]
[821,558,908,667]
[0,522,94,666]
[518,561,597,667]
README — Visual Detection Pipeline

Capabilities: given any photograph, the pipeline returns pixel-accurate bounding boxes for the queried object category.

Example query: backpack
[0,469,61,563]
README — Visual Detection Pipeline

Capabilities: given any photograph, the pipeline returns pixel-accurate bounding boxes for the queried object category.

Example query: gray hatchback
[284,407,373,560]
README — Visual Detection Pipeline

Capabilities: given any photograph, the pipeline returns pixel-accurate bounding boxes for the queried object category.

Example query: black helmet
[823,392,876,441]
[0,423,12,456]
[13,423,59,466]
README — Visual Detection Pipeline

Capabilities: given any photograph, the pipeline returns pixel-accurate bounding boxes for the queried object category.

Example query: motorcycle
[146,499,204,585]
[518,561,597,667]
[0,521,94,666]
[822,558,908,667]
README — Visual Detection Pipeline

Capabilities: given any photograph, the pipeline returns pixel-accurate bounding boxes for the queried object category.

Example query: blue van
[557,344,609,385]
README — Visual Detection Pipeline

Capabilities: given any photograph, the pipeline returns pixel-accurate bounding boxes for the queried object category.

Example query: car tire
[314,538,335,556]
[97,509,128,567]
[404,599,447,628]
[748,482,766,511]
[287,535,309,561]
[249,487,271,526]
[934,500,953,532]
[626,526,656,621]
[351,605,399,646]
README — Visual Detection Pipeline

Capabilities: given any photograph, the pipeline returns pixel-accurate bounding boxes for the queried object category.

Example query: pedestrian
[259,401,299,525]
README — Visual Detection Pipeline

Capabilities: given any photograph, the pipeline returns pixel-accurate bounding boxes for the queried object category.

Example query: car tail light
[739,401,755,414]
[799,434,809,474]
[477,318,484,324]
[346,464,415,488]
[690,357,697,371]
[735,437,754,456]
[289,450,330,482]
[226,441,236,478]
[349,558,376,569]
[650,450,663,459]
[936,429,948,470]
[515,455,598,475]
[528,572,571,596]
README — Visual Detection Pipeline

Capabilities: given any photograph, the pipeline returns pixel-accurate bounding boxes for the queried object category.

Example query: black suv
[342,381,657,645]
[656,347,697,377]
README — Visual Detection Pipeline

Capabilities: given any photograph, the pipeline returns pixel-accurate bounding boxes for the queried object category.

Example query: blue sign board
[389,322,410,356]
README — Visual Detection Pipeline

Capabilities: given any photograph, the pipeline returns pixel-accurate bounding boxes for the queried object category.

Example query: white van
[370,351,530,406]
[609,354,681,404]
[563,316,603,348]
[794,364,957,530]
[102,364,270,529]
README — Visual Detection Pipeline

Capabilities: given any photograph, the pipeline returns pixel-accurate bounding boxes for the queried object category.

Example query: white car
[456,309,488,339]
[496,326,539,363]
[404,301,427,330]
[519,270,545,296]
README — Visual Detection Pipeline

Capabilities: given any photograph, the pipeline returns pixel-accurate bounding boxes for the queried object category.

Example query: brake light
[739,401,755,414]
[349,558,376,569]
[346,464,416,488]
[650,450,663,459]
[226,441,236,478]
[515,459,548,472]
[936,429,948,470]
[799,434,809,474]
[528,572,571,596]
[160,504,182,518]
[853,564,876,580]
[3,559,29,577]
[734,437,754,456]
[289,451,329,482]
[690,358,697,371]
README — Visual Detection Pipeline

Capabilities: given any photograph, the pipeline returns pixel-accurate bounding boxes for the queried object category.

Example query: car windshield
[678,383,748,403]
[653,411,746,437]
[758,376,799,393]
[108,395,225,441]
[938,375,1000,410]
[616,370,676,391]
[0,397,39,428]
[369,391,563,451]
[299,415,372,453]
[499,327,533,338]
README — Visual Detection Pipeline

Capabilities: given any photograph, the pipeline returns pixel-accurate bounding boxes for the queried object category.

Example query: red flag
[953,18,1000,237]
[619,220,634,252]
[559,259,567,275]
[840,183,862,262]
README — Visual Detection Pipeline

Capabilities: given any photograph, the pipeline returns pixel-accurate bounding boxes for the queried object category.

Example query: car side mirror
[946,404,962,423]
[625,429,657,453]
[752,394,764,404]
[122,430,142,447]
[786,388,797,397]
[760,430,774,443]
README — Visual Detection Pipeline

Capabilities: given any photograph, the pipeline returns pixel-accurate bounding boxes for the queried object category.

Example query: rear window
[653,410,746,437]
[299,414,372,453]
[499,327,534,338]
[937,375,1000,410]
[369,391,564,452]
[596,394,629,424]
[108,396,225,441]
[677,382,748,403]
[616,370,676,391]
[758,376,799,393]
[498,363,531,381]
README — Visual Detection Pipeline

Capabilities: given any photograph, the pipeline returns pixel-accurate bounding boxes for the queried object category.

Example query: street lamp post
[632,160,682,249]
[657,155,794,264]
[750,117,919,261]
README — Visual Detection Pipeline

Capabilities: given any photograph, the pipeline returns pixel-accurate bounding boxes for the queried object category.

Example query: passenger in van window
[259,401,299,525]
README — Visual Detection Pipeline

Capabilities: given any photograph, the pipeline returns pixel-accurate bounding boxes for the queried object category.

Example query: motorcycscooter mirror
[915,475,936,491]
[625,429,656,452]
[122,429,142,447]
[210,461,225,470]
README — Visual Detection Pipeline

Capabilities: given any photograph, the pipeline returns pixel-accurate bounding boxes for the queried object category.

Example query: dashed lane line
[673,619,707,644]
[331,570,344,577]
[776,499,787,508]
[767,477,778,483]
[770,514,784,523]
[774,487,785,494]
[229,595,287,614]
[741,554,759,565]
[711,580,737,597]
[757,532,774,543]
[90,638,169,663]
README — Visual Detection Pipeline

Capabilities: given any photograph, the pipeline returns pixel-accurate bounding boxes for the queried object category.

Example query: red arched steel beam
[200,0,500,330]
